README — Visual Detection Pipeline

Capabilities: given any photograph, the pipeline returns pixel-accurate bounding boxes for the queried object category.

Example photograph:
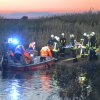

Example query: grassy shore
[53,56,100,100]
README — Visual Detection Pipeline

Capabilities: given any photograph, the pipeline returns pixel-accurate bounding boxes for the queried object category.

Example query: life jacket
[23,51,31,64]
[40,46,52,57]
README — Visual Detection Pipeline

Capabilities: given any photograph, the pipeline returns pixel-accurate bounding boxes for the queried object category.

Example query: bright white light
[13,39,19,44]
[30,54,34,57]
[8,38,19,45]
[8,38,13,43]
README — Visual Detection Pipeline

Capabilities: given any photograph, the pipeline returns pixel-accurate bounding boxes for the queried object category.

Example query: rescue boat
[1,56,54,72]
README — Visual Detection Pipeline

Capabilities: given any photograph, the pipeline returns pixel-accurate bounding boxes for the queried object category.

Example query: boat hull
[8,59,53,72]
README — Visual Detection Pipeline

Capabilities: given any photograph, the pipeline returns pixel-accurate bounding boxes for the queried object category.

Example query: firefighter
[60,33,66,57]
[48,34,55,53]
[80,33,89,58]
[89,32,98,60]
[70,34,78,63]
[40,45,52,62]
[48,34,55,46]
[52,36,60,61]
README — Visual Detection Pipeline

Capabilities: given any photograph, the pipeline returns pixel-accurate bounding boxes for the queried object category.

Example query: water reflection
[0,68,61,100]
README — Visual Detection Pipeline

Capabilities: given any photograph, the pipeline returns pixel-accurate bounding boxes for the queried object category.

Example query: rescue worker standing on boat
[80,33,89,58]
[89,32,98,60]
[60,33,66,57]
[52,36,60,61]
[40,44,52,62]
[70,34,78,63]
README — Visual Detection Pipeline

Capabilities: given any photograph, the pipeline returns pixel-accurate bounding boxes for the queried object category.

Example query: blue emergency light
[8,38,19,45]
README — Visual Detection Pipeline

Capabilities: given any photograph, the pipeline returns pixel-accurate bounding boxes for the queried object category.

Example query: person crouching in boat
[23,51,32,64]
[40,44,52,62]
[28,42,38,59]
[14,44,26,64]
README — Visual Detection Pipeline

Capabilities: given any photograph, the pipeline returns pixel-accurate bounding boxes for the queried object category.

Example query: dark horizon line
[0,10,100,19]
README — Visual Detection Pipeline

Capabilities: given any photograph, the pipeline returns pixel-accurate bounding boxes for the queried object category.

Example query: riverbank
[53,56,100,100]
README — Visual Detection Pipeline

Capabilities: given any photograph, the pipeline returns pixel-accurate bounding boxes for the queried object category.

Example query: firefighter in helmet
[70,34,78,63]
[89,32,98,60]
[80,33,89,58]
[60,33,66,57]
[52,36,60,61]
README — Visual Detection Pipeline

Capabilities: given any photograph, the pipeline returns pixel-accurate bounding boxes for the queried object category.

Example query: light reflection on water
[0,69,60,100]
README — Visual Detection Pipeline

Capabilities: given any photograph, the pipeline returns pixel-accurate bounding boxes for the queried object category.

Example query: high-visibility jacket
[40,46,52,58]
[53,42,59,52]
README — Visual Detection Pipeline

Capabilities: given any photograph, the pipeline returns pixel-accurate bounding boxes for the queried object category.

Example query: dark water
[0,61,98,100]
[0,67,61,100]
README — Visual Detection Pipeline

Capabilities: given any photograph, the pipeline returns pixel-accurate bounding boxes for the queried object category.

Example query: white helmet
[70,34,74,38]
[54,36,58,40]
[51,34,54,38]
[56,36,60,41]
[61,33,65,36]
[92,32,95,36]
[87,34,89,37]
[90,32,95,36]
[83,33,87,36]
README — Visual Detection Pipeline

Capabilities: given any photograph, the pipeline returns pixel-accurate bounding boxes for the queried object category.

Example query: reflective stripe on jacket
[53,42,59,52]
